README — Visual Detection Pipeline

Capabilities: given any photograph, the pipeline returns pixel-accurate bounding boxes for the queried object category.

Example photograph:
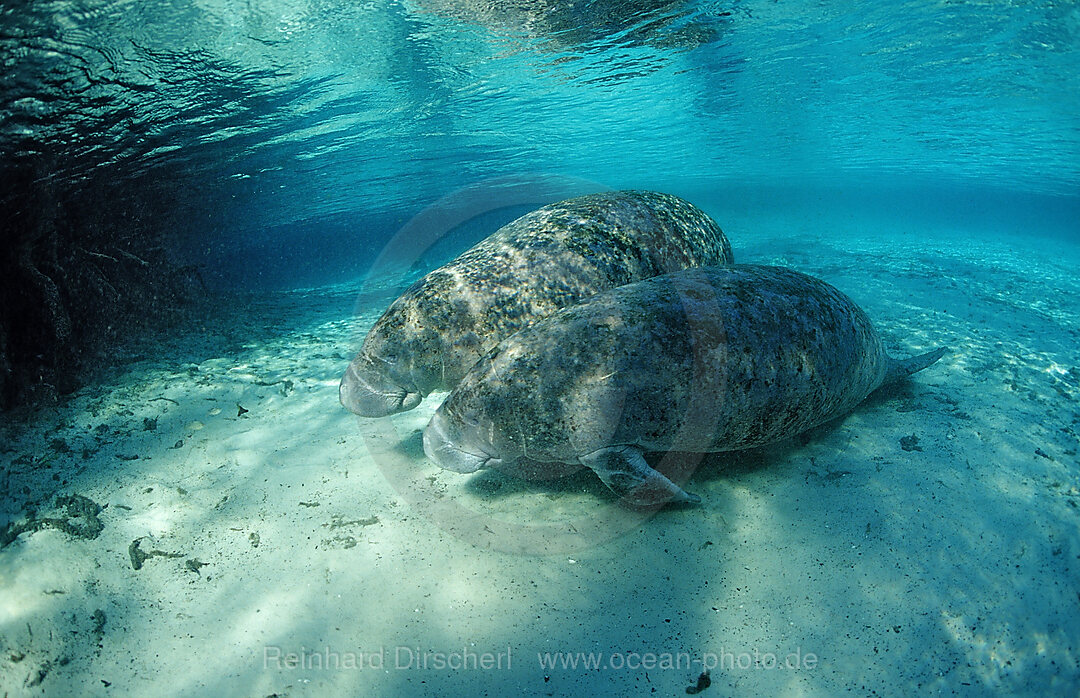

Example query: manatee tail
[883,346,948,385]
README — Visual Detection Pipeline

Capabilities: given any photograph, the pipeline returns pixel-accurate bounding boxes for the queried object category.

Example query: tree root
[113,248,150,267]
[18,246,72,344]
[75,246,119,264]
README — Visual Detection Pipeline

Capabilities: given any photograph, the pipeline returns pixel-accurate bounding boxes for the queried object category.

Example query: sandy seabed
[1,220,1078,697]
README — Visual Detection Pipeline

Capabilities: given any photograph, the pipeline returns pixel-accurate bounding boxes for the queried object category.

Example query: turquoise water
[2,1,1080,696]
[2,1,1077,286]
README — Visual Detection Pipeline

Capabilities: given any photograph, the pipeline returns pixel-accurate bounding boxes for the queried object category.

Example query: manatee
[340,190,733,417]
[423,265,947,506]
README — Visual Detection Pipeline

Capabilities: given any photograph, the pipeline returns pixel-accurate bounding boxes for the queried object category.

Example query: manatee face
[423,406,499,473]
[340,289,455,417]
[339,350,424,417]
[422,360,528,472]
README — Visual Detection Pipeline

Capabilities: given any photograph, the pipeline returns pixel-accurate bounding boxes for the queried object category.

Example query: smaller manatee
[423,265,947,506]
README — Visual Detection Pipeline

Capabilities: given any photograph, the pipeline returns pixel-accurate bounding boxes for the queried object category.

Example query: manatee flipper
[581,446,701,507]
[883,346,948,385]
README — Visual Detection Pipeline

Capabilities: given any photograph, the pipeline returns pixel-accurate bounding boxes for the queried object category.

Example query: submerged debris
[319,515,379,550]
[325,515,379,530]
[91,609,107,650]
[127,538,183,570]
[899,434,922,452]
[686,669,711,694]
[0,494,104,549]
[184,558,209,574]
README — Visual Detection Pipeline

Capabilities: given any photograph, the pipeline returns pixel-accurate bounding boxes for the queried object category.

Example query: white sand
[2,222,1078,696]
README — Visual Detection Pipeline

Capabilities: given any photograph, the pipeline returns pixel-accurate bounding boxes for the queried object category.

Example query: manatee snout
[423,408,501,473]
[339,354,422,417]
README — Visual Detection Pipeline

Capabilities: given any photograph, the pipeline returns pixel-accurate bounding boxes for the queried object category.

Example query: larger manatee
[340,191,733,417]
[423,265,947,506]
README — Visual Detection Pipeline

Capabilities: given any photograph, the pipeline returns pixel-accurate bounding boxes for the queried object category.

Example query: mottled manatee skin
[430,265,891,466]
[342,191,732,415]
